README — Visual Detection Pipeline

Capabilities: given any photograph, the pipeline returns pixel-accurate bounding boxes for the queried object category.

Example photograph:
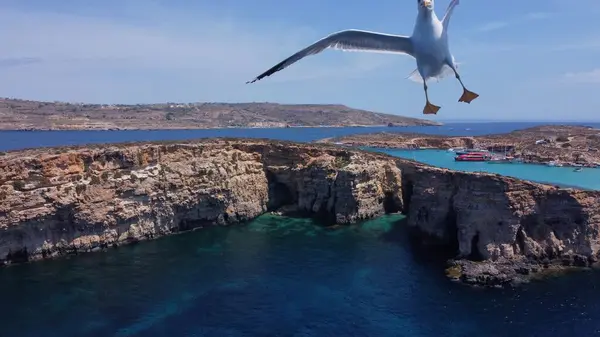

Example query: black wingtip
[246,79,257,84]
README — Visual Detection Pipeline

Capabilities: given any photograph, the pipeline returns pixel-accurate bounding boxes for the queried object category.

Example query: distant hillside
[0,98,441,130]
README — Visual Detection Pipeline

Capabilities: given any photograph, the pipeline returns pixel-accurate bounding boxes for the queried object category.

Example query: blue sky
[0,0,598,121]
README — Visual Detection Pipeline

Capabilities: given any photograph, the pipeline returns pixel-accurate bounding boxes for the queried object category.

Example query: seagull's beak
[422,0,432,8]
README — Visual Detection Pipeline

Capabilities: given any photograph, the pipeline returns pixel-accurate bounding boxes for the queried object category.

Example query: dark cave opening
[468,232,485,261]
[401,176,413,215]
[265,171,294,211]
[515,227,526,255]
[383,191,401,214]
[6,248,29,264]
[444,205,460,257]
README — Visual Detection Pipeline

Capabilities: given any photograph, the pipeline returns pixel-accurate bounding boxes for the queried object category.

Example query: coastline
[0,123,441,132]
[1,137,599,288]
[367,146,599,169]
[0,97,442,131]
[319,125,600,168]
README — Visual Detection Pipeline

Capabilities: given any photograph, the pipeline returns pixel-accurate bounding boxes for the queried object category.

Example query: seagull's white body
[246,0,478,114]
[409,5,453,83]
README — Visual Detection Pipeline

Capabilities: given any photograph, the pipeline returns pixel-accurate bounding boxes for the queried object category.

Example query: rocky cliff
[1,139,599,287]
[0,140,403,264]
[400,163,600,286]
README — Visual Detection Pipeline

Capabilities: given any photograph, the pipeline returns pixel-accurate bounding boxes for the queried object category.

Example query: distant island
[0,98,441,130]
[318,125,600,167]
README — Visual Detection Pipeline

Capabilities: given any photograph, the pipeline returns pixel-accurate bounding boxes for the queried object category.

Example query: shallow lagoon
[368,148,600,190]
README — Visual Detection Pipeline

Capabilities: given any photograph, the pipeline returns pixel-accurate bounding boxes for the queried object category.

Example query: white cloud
[477,21,509,32]
[564,69,600,83]
[0,2,402,103]
[0,6,291,76]
[476,12,553,32]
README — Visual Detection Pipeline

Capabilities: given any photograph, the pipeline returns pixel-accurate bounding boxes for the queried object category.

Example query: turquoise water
[368,148,600,190]
[3,214,600,336]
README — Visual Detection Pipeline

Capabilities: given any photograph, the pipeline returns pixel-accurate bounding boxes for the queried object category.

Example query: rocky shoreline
[319,125,600,168]
[1,138,599,288]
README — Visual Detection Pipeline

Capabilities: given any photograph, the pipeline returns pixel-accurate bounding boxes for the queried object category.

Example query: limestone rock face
[0,140,403,264]
[3,138,600,287]
[400,163,600,286]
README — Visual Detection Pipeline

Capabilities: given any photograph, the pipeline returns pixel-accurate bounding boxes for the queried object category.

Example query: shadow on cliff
[263,168,339,226]
[395,163,462,258]
[378,217,456,267]
[517,189,593,267]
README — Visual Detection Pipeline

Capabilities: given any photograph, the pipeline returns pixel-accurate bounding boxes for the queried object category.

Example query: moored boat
[487,156,514,164]
[454,148,489,156]
[455,152,492,162]
[547,161,564,167]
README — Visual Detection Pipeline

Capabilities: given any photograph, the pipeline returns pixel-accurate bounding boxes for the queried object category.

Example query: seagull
[246,0,478,115]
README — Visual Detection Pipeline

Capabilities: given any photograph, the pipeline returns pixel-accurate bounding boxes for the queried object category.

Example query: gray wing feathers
[246,29,414,83]
[441,0,459,30]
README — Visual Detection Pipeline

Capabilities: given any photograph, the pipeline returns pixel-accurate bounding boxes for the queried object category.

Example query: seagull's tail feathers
[405,64,459,84]
[406,69,424,84]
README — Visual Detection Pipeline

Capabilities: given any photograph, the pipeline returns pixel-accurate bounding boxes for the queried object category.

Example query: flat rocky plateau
[0,98,440,130]
[1,138,599,287]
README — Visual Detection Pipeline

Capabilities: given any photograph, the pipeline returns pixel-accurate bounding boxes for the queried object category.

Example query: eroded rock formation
[0,140,403,264]
[1,138,600,287]
[400,163,600,286]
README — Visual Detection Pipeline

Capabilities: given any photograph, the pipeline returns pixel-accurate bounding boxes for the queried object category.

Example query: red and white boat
[454,152,491,162]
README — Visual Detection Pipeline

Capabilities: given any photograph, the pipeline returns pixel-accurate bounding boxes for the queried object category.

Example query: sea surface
[2,122,600,336]
[2,214,600,337]
[1,121,598,190]
[1,121,599,152]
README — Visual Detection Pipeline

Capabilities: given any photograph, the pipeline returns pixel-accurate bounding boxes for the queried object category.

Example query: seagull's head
[417,0,434,11]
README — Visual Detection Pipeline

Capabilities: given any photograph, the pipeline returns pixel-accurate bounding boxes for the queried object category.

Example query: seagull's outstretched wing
[441,0,460,31]
[246,29,414,84]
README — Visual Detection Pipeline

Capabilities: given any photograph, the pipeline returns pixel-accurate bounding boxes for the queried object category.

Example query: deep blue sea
[1,121,599,152]
[3,214,600,337]
[2,122,600,336]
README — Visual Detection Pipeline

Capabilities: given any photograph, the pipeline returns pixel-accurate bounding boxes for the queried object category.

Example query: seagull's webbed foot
[423,101,441,115]
[458,88,479,104]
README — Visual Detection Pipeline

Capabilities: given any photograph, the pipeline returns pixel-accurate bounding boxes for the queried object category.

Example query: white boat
[547,161,563,167]
[487,156,514,164]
